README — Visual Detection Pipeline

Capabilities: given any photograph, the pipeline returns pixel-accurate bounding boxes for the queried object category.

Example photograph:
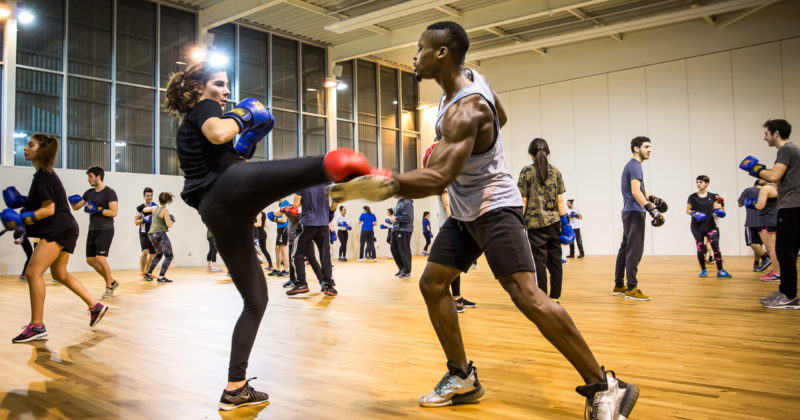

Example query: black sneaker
[218,377,269,410]
[577,254,585,258]
[282,279,294,288]
[707,255,714,263]
[753,261,759,272]
[758,256,772,272]
[286,284,309,295]
[143,273,154,281]
[567,254,575,258]
[279,270,289,277]
[322,284,338,296]
[157,277,173,283]
[398,273,411,279]
[12,323,47,343]
[455,297,476,308]
[455,301,465,313]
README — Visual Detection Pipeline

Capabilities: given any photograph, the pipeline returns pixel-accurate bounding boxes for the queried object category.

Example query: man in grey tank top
[328,21,638,418]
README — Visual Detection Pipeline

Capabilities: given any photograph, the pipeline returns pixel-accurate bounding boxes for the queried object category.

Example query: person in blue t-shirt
[422,211,432,256]
[358,206,377,261]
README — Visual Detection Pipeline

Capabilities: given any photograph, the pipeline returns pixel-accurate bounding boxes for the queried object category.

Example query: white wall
[417,1,800,256]
[0,165,435,275]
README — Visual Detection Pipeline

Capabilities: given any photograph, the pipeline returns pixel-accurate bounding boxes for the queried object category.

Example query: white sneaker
[419,361,484,407]
[575,367,638,420]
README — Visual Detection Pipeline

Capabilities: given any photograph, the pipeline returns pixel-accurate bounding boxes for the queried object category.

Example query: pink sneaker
[760,271,780,282]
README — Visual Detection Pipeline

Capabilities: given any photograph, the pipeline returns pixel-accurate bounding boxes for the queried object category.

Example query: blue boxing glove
[143,214,152,224]
[170,214,176,223]
[385,218,391,224]
[330,230,337,244]
[739,155,766,178]
[338,221,347,227]
[235,123,273,160]
[267,211,275,222]
[68,194,83,205]
[691,211,707,222]
[84,202,104,214]
[223,98,274,133]
[713,208,726,218]
[347,225,352,231]
[743,197,757,209]
[1,208,23,229]
[3,187,27,209]
[380,224,388,229]
[559,215,575,245]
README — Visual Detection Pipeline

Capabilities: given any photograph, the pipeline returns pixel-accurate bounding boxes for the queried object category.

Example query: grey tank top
[149,206,168,234]
[435,69,523,221]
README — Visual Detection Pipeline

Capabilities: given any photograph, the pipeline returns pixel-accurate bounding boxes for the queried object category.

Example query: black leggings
[207,237,217,262]
[337,229,348,258]
[257,230,273,267]
[451,275,461,296]
[359,230,376,259]
[199,157,329,382]
[691,227,722,270]
[423,232,432,251]
[147,232,174,277]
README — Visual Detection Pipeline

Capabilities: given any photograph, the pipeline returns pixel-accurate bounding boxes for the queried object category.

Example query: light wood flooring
[1,255,799,419]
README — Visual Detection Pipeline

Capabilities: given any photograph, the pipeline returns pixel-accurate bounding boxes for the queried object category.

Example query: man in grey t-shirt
[737,183,768,271]
[613,137,665,302]
[740,118,800,309]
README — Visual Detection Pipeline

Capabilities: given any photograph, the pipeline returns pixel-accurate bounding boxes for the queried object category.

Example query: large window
[67,78,110,169]
[68,0,112,79]
[117,0,156,86]
[9,3,332,173]
[116,85,154,173]
[336,61,354,149]
[15,69,62,167]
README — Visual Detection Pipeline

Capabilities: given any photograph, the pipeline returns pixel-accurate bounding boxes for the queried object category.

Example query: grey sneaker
[575,367,639,420]
[419,361,484,407]
[760,291,782,304]
[218,378,269,410]
[102,287,114,299]
[764,294,800,309]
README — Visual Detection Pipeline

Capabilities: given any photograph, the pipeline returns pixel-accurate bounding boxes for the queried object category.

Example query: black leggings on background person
[207,237,218,262]
[691,227,722,270]
[147,232,174,277]
[198,157,330,382]
[337,229,348,259]
[257,230,273,267]
[359,230,376,259]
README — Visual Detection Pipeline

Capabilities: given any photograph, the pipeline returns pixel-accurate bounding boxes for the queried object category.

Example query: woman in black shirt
[163,61,375,410]
[686,175,730,278]
[7,134,108,343]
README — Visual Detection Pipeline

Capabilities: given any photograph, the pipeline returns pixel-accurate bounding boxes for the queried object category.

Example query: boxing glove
[346,225,352,231]
[713,208,726,218]
[739,155,766,178]
[170,214,176,223]
[68,194,83,205]
[379,224,388,229]
[267,211,275,222]
[143,215,152,224]
[223,98,274,133]
[3,187,27,209]
[716,196,725,206]
[648,195,668,213]
[743,197,757,209]
[235,122,273,159]
[644,202,665,227]
[385,218,391,224]
[422,142,437,168]
[323,148,375,183]
[330,230,337,243]
[1,208,23,229]
[691,211,707,222]
[338,221,347,227]
[280,206,299,217]
[84,202,104,214]
[559,215,575,244]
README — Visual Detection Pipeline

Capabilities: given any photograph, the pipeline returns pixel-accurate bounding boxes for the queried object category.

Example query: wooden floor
[0,255,798,419]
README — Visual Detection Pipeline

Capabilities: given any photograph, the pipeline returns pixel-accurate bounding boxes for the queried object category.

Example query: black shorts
[140,231,156,254]
[276,227,288,246]
[428,206,535,278]
[40,227,79,254]
[86,228,114,257]
[745,227,763,245]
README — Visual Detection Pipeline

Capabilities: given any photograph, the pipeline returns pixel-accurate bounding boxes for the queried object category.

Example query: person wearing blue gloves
[335,205,351,261]
[686,175,730,278]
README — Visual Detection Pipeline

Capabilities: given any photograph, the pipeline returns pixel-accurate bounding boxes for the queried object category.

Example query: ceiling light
[18,9,34,24]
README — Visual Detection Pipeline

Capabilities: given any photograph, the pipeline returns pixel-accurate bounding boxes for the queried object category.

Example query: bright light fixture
[209,52,228,67]
[0,7,11,18]
[18,9,34,24]
[191,48,206,62]
[324,78,339,88]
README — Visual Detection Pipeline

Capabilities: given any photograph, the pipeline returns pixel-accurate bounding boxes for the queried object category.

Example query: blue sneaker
[699,269,708,278]
[717,269,731,278]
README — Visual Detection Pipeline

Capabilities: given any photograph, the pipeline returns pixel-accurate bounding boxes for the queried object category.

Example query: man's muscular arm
[394,96,488,198]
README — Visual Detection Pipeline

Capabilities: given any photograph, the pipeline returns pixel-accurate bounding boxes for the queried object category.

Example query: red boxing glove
[280,205,299,217]
[716,196,725,206]
[422,143,437,168]
[323,149,372,183]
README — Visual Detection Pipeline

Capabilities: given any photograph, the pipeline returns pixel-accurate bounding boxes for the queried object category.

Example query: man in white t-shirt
[566,199,584,258]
